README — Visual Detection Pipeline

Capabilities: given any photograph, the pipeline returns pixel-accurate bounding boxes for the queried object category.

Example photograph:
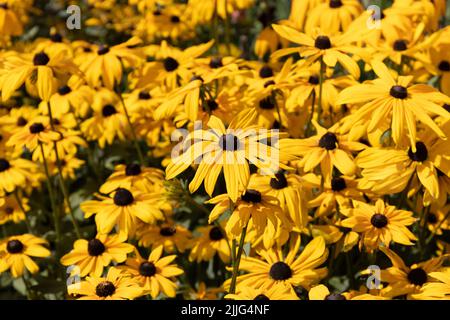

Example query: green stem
[426,209,450,244]
[13,189,32,234]
[229,223,248,294]
[39,141,61,252]
[317,57,325,124]
[47,103,82,239]
[306,90,316,137]
[118,93,145,165]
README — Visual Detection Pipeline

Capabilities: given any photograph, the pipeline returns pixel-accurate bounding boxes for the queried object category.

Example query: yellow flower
[81,187,165,237]
[189,224,231,263]
[340,199,417,251]
[225,236,328,293]
[60,233,134,277]
[0,234,50,277]
[119,245,184,298]
[67,267,144,300]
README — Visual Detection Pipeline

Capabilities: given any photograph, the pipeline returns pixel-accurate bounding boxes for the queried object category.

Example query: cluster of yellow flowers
[1,0,450,300]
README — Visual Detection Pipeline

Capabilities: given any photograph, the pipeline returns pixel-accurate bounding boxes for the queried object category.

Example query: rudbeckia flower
[0,234,50,278]
[79,37,144,90]
[67,267,144,300]
[137,222,192,253]
[248,172,309,231]
[272,24,363,79]
[120,245,184,298]
[99,163,166,194]
[338,60,450,151]
[60,233,134,277]
[225,285,299,300]
[0,50,80,101]
[305,0,363,35]
[80,88,130,148]
[189,224,231,263]
[340,199,417,251]
[0,156,39,192]
[308,284,387,300]
[377,246,449,299]
[81,187,165,236]
[306,174,365,217]
[166,109,286,202]
[226,236,328,293]
[207,188,292,243]
[279,120,366,182]
[356,129,450,203]
[412,270,450,300]
[0,192,29,225]
[6,117,60,152]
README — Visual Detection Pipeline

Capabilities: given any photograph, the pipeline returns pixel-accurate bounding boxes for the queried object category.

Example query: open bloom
[0,234,50,278]
[226,236,328,293]
[60,233,134,277]
[338,60,450,151]
[80,187,165,237]
[166,109,286,202]
[119,245,184,298]
[340,199,417,251]
[67,267,144,300]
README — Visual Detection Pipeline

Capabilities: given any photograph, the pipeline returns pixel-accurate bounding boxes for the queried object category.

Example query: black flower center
[87,239,106,256]
[407,268,428,286]
[159,227,177,236]
[259,97,275,110]
[203,99,219,112]
[270,172,288,189]
[329,0,343,8]
[96,281,116,297]
[0,3,8,9]
[319,132,338,150]
[393,39,408,51]
[33,52,50,66]
[113,188,134,206]
[390,85,408,99]
[254,294,270,300]
[408,142,428,162]
[219,134,240,151]
[331,177,347,191]
[163,57,179,72]
[308,75,319,85]
[325,293,346,300]
[427,213,438,224]
[371,213,388,228]
[5,207,14,214]
[0,158,10,172]
[209,226,224,241]
[138,91,151,100]
[438,60,450,72]
[444,104,450,112]
[125,163,141,176]
[170,15,180,23]
[6,239,24,254]
[50,33,63,43]
[210,57,223,68]
[241,189,262,203]
[269,261,292,280]
[102,104,117,117]
[29,122,45,134]
[58,85,72,95]
[139,261,157,277]
[315,36,332,50]
[97,46,110,55]
[17,116,27,126]
[259,66,274,78]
